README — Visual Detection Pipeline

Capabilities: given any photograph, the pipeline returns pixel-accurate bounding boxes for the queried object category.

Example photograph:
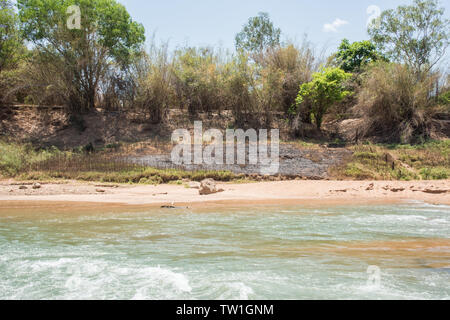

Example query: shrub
[132,44,175,123]
[438,90,450,105]
[262,42,318,116]
[420,167,449,180]
[172,47,227,116]
[223,52,257,125]
[295,67,352,129]
[344,163,377,180]
[354,62,436,143]
[0,140,60,176]
[353,151,379,160]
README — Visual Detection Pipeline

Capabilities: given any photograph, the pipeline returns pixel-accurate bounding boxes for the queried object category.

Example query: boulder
[199,179,224,195]
[383,152,396,170]
[32,183,41,189]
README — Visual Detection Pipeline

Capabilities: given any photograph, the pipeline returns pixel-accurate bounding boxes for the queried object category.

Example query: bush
[0,140,60,176]
[223,52,257,125]
[295,67,352,129]
[354,62,436,143]
[0,68,21,105]
[438,90,450,105]
[261,43,318,116]
[172,47,228,116]
[420,167,449,180]
[132,44,175,123]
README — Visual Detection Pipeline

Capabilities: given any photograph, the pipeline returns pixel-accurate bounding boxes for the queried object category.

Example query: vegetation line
[0,0,449,182]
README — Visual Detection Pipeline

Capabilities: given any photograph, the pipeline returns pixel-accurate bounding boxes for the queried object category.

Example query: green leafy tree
[172,47,225,116]
[235,12,281,53]
[1,0,25,72]
[17,0,145,112]
[295,68,352,129]
[0,0,25,104]
[368,0,449,75]
[335,39,384,73]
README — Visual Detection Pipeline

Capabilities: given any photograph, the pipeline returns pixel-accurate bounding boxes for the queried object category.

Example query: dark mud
[127,144,351,179]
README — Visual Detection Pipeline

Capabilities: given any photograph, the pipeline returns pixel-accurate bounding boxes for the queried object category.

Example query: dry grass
[0,139,241,184]
[354,62,437,143]
[2,138,449,184]
[331,140,450,180]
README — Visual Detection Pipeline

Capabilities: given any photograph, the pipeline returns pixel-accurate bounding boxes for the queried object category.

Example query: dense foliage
[235,12,281,54]
[0,0,25,105]
[16,0,145,112]
[334,39,384,73]
[0,0,448,143]
[368,0,449,76]
[0,0,23,72]
[355,62,437,143]
[295,68,352,129]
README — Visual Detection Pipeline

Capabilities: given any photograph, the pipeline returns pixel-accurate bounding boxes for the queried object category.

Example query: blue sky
[117,0,450,54]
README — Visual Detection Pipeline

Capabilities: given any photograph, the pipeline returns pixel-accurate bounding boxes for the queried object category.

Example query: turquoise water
[0,202,449,300]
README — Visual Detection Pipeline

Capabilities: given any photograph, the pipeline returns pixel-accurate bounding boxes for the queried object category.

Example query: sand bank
[0,180,449,210]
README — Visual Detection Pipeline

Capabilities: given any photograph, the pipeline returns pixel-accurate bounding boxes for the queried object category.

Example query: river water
[0,201,449,300]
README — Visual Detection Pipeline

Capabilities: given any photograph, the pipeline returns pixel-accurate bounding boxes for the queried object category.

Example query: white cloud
[323,18,349,33]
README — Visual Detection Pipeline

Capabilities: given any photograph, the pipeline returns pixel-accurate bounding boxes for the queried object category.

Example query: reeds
[354,62,438,143]
[0,140,238,183]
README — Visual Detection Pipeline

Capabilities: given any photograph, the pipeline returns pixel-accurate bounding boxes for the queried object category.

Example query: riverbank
[0,180,449,209]
[1,139,449,183]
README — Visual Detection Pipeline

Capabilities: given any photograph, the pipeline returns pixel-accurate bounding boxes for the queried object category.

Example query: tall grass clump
[261,42,318,116]
[224,41,320,127]
[0,140,60,176]
[223,52,257,126]
[172,47,229,117]
[132,43,176,123]
[355,62,437,143]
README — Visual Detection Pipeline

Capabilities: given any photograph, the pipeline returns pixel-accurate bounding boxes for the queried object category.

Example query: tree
[368,0,449,76]
[0,0,23,72]
[335,39,384,73]
[17,0,145,113]
[295,68,352,129]
[172,47,225,116]
[235,12,281,53]
[260,43,317,117]
[131,44,175,124]
[0,0,25,105]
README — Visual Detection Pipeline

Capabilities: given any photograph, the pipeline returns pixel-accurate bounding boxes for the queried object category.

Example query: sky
[117,0,450,55]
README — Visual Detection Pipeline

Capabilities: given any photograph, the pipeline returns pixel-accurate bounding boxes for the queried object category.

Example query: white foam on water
[227,282,254,300]
[353,215,429,224]
[130,266,192,300]
[2,203,450,300]
[406,200,450,209]
[27,258,82,273]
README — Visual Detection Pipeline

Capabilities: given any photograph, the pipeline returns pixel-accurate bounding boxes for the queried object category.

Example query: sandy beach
[0,180,449,209]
